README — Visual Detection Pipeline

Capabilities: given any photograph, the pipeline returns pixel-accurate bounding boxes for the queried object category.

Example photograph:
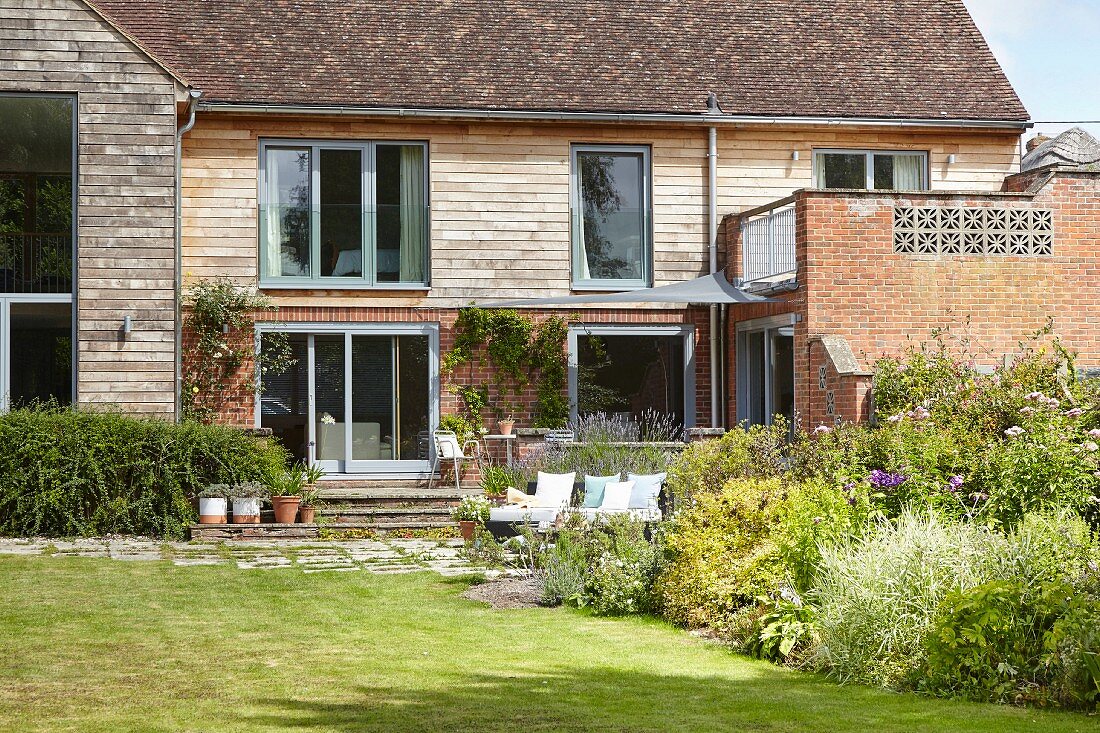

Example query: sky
[962,0,1100,146]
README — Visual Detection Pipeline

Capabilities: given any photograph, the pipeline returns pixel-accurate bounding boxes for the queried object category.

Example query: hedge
[0,407,288,539]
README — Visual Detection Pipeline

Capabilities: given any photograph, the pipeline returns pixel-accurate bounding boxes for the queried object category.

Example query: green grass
[1,557,1099,732]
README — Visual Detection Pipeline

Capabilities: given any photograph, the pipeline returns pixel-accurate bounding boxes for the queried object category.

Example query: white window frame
[812,149,929,191]
[567,324,695,427]
[257,139,431,290]
[254,322,441,478]
[570,144,653,291]
[735,314,797,428]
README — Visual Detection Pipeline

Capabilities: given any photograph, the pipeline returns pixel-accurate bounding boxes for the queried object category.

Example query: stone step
[321,507,453,524]
[321,520,456,531]
[318,487,482,504]
[189,523,320,541]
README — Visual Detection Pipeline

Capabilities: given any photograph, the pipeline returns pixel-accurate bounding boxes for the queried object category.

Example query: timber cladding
[181,115,1020,310]
[0,0,183,414]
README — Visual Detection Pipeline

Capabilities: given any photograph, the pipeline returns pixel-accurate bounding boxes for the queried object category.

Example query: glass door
[737,323,795,431]
[260,327,436,474]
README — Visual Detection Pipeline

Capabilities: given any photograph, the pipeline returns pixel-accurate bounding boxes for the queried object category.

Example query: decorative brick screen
[893,207,1053,255]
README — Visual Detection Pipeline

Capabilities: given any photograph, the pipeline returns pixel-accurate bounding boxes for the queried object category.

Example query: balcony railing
[740,203,796,284]
[0,233,73,294]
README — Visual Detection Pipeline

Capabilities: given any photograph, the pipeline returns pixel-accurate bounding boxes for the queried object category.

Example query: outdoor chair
[430,430,483,490]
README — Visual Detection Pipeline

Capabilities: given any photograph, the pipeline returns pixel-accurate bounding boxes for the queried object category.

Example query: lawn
[1,556,1099,733]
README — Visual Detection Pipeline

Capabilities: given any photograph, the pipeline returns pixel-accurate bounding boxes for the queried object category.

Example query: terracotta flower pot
[498,419,515,436]
[232,497,261,524]
[299,505,317,523]
[459,520,477,541]
[198,497,227,524]
[271,495,301,524]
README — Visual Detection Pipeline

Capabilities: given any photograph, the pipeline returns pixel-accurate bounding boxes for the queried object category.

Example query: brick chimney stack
[1026,134,1052,153]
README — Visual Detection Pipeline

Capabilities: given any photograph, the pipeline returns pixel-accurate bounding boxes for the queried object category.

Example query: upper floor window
[814,149,928,191]
[571,145,651,289]
[0,94,74,294]
[260,140,429,287]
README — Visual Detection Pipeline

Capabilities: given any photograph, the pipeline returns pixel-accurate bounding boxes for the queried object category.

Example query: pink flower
[911,406,931,421]
[813,425,832,435]
[886,413,904,424]
[1065,408,1085,418]
[1085,442,1099,453]
[1026,392,1044,401]
[1019,406,1035,415]
[1004,426,1026,438]
[1089,429,1100,440]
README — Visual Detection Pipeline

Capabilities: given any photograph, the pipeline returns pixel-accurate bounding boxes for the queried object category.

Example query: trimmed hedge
[0,407,288,539]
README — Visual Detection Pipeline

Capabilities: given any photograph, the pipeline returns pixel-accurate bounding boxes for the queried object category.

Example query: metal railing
[740,204,796,283]
[0,233,73,294]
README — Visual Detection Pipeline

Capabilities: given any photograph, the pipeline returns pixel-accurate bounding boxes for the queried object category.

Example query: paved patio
[0,537,495,577]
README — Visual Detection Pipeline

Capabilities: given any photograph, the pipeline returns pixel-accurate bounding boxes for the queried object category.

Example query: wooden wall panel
[0,0,181,414]
[183,115,1019,310]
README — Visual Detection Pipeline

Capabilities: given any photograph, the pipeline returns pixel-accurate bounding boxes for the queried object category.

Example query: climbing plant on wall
[181,278,293,424]
[442,307,569,429]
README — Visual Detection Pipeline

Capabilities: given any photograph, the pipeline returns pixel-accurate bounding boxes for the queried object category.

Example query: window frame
[257,138,431,290]
[0,91,77,410]
[812,149,929,191]
[569,144,653,291]
[566,323,696,428]
[735,314,797,430]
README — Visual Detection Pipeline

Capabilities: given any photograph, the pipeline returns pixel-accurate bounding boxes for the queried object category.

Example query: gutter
[197,102,1032,130]
[175,88,202,422]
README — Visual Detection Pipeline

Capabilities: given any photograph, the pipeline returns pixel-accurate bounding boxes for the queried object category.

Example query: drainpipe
[175,89,202,422]
[707,126,720,429]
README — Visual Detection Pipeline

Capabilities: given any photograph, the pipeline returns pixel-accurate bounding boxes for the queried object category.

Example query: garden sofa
[485,471,667,539]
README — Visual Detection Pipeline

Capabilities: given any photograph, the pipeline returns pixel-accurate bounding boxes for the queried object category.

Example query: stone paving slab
[0,537,486,577]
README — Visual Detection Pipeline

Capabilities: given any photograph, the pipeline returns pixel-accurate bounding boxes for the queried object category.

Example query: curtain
[398,146,425,283]
[264,151,283,278]
[893,155,922,190]
[813,153,827,189]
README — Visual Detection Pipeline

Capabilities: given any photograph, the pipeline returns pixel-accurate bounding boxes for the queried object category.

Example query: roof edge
[197,102,1032,130]
[81,0,193,90]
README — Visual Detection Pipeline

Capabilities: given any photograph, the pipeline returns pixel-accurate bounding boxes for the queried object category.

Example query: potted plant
[230,482,266,524]
[297,464,325,523]
[479,464,511,505]
[197,484,230,524]
[497,414,516,436]
[452,495,491,541]
[265,463,307,524]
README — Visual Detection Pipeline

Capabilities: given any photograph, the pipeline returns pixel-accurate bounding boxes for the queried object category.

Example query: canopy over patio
[478,273,772,307]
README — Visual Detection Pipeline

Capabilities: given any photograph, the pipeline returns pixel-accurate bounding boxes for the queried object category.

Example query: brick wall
[723,170,1100,427]
[193,305,715,429]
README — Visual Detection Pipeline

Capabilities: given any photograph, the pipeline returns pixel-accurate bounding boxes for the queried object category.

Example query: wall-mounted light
[221,322,231,334]
[122,315,132,338]
[946,154,957,165]
[792,150,800,161]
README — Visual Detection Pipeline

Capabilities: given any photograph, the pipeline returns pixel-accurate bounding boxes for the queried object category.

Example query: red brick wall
[192,305,716,429]
[723,171,1100,427]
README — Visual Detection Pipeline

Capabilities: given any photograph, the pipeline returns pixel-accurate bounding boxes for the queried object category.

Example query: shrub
[656,476,866,628]
[740,592,818,665]
[665,420,788,504]
[812,513,1006,688]
[0,407,288,538]
[921,579,1100,707]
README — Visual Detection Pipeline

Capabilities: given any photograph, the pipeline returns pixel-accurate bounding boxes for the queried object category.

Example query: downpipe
[175,89,202,422]
[708,126,721,429]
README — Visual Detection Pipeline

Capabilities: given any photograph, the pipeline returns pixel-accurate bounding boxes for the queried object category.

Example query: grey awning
[479,273,772,307]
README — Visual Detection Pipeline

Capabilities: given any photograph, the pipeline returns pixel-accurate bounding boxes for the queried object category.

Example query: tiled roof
[1023,128,1100,171]
[90,0,1029,122]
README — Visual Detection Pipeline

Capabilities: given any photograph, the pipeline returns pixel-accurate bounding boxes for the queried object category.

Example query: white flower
[1085,442,1099,453]
[886,413,903,424]
[1004,426,1026,438]
[813,425,832,434]
[320,413,335,425]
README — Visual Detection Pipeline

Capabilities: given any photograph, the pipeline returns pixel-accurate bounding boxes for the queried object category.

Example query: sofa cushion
[599,480,634,511]
[489,506,561,525]
[626,472,666,510]
[582,474,620,508]
[533,471,576,508]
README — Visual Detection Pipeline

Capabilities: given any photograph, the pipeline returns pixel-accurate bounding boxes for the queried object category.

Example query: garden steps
[189,523,319,541]
[319,506,453,523]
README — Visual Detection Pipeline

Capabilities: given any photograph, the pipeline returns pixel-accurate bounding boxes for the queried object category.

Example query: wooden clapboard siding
[0,0,182,414]
[181,114,1019,310]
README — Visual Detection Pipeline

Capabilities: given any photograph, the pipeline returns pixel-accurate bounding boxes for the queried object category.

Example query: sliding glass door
[259,324,437,474]
[737,319,795,431]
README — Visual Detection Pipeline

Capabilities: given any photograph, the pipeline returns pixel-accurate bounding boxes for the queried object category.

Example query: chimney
[1026,134,1051,153]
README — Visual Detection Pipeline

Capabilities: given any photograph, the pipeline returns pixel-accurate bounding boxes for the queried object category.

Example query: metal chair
[430,430,483,490]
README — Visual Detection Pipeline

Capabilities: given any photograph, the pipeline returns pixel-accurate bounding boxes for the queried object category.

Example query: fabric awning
[478,273,772,307]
